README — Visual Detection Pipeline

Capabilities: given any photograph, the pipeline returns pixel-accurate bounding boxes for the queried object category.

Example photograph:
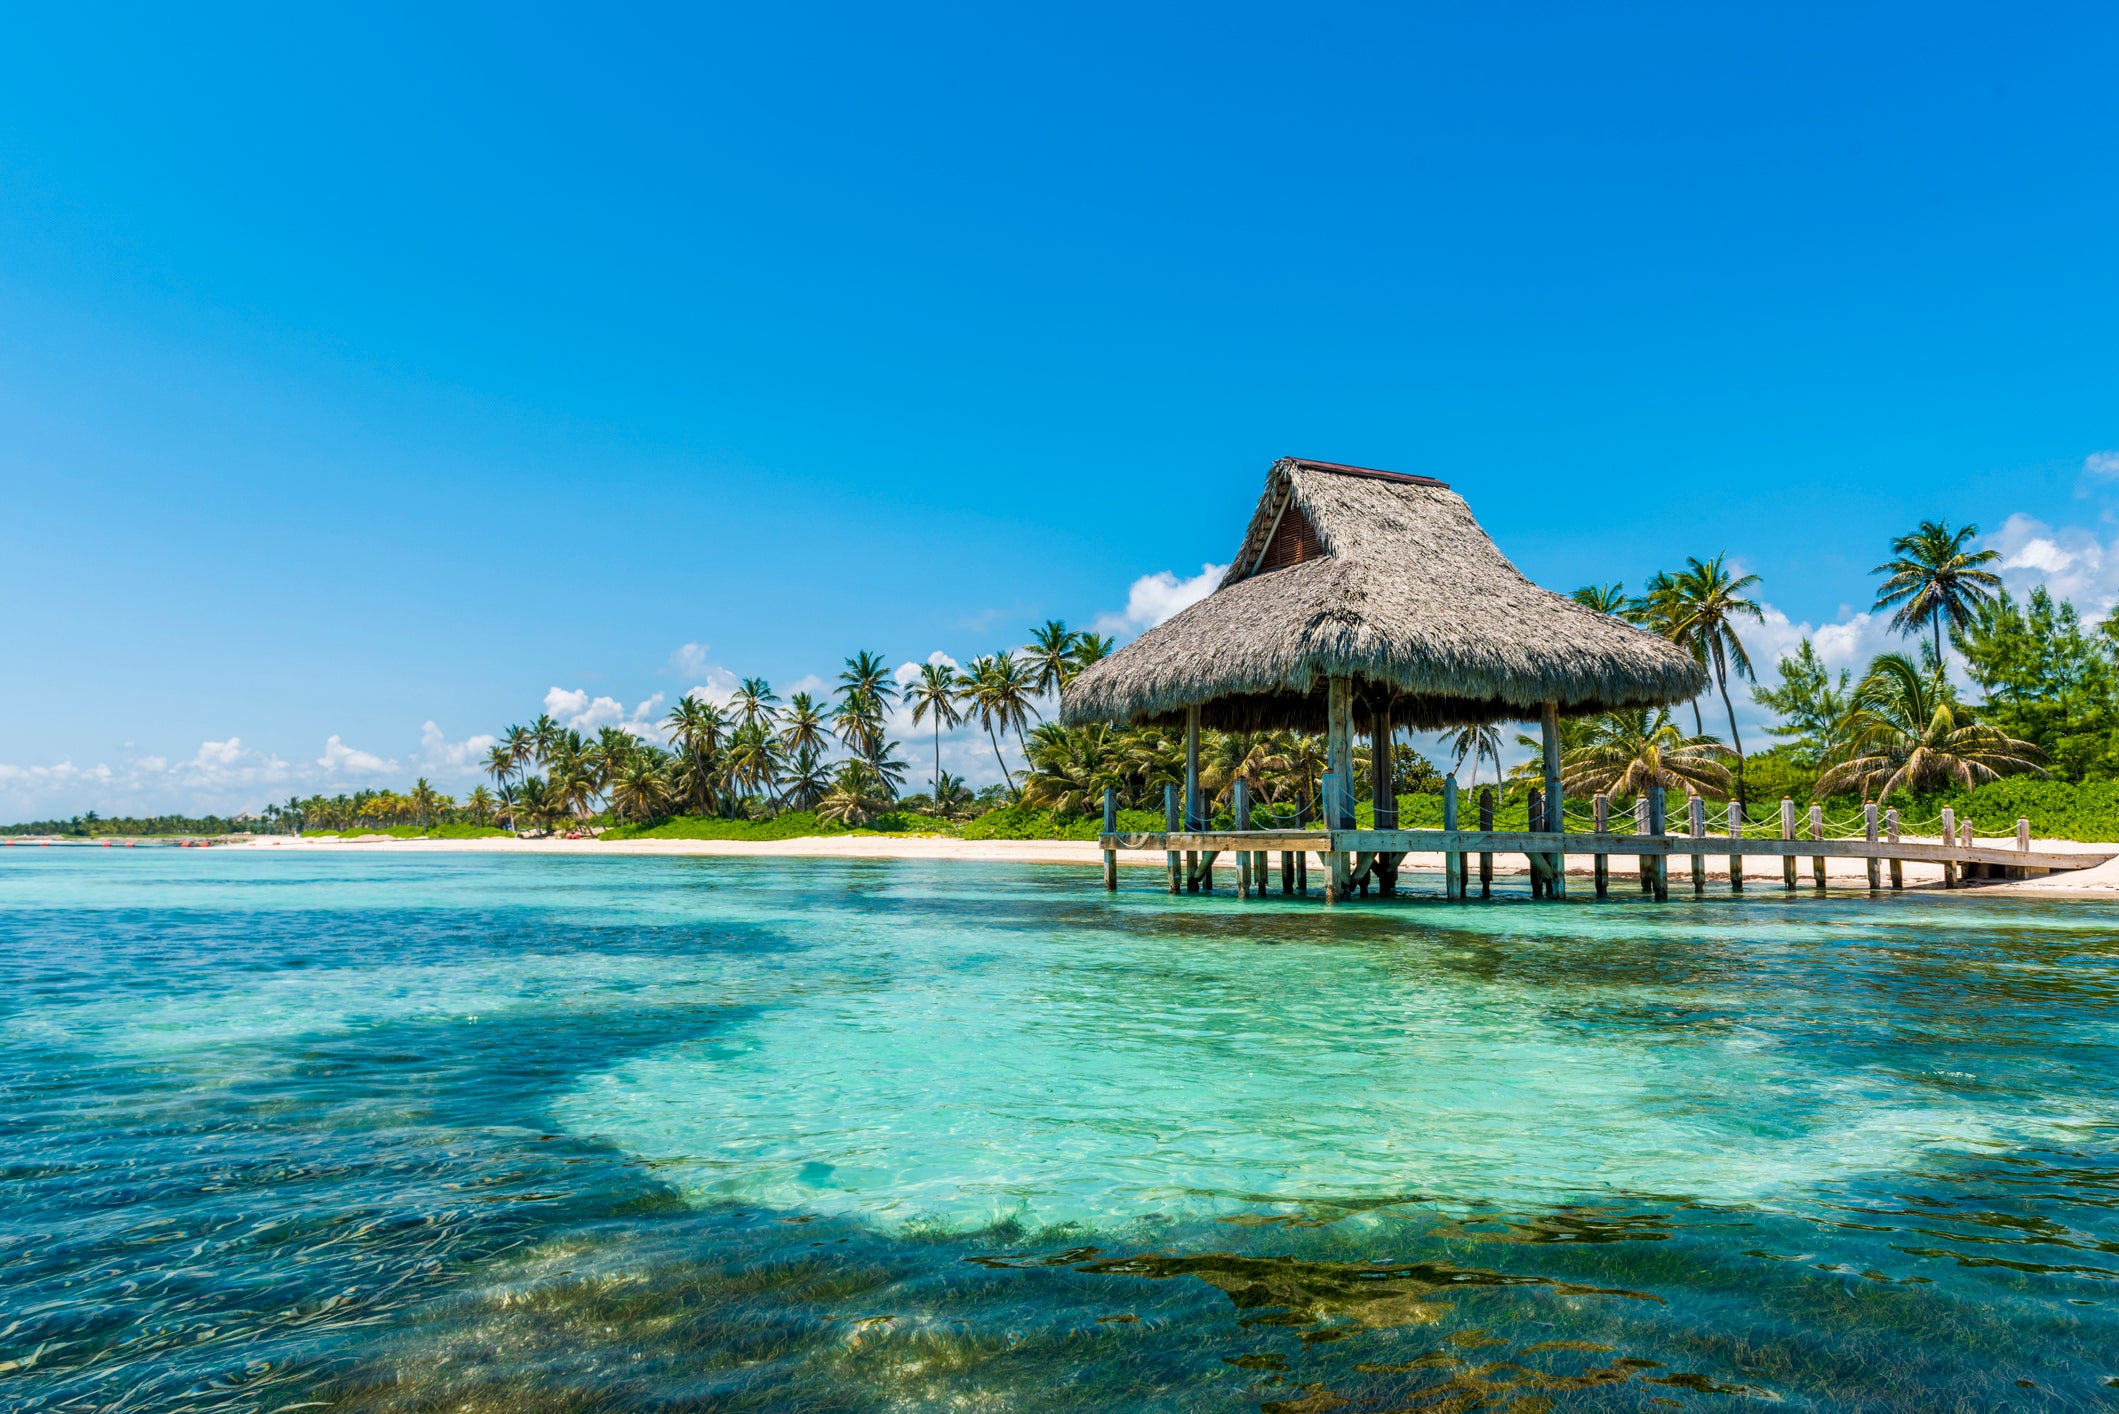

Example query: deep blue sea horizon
[4,849,2117,1411]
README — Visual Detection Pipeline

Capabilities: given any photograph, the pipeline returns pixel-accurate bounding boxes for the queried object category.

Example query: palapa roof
[1062,457,1708,732]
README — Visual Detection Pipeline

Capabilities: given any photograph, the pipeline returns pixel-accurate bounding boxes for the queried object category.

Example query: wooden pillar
[1102,787,1118,892]
[1233,781,1251,899]
[1443,776,1463,901]
[1780,799,1797,890]
[1201,851,1216,892]
[1635,796,1653,893]
[1296,849,1308,894]
[2018,817,2031,854]
[1887,808,1903,890]
[1593,792,1609,898]
[1478,787,1494,896]
[1164,783,1181,895]
[1647,786,1669,901]
[1810,804,1826,890]
[1864,801,1881,891]
[1688,794,1706,894]
[1527,787,1547,898]
[1327,678,1354,903]
[1184,705,1202,892]
[1371,703,1398,895]
[1541,700,1566,899]
[1727,799,1744,892]
[1940,807,1956,887]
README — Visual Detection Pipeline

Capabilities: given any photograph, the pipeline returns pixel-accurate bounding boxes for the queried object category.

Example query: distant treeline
[1,812,272,837]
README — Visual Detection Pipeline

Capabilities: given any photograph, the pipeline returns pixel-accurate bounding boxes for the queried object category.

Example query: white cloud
[543,686,665,735]
[317,735,397,776]
[194,737,245,768]
[2082,450,2119,481]
[1094,562,1230,636]
[418,722,498,775]
[668,641,713,678]
[1986,513,2119,612]
[893,651,960,689]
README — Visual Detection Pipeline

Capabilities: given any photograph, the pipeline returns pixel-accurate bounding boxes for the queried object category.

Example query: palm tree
[1816,653,2045,801]
[609,757,670,823]
[483,742,516,791]
[1628,571,1704,734]
[1670,554,1764,809]
[1021,723,1118,814]
[464,785,496,825]
[529,714,561,768]
[734,677,780,730]
[927,771,975,820]
[1445,721,1504,792]
[1199,730,1293,816]
[409,778,442,833]
[959,654,1040,798]
[818,760,891,827]
[1871,520,2002,666]
[834,651,896,766]
[781,745,831,811]
[1023,620,1080,696]
[664,696,727,816]
[1562,709,1735,800]
[725,720,785,805]
[778,692,826,758]
[1070,633,1116,677]
[1572,583,1627,615]
[502,724,535,777]
[906,661,962,803]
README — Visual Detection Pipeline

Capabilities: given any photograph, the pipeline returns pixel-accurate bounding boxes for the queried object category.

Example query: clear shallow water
[4,851,2119,1411]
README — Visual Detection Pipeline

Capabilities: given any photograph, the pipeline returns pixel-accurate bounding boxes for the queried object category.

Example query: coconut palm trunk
[1716,669,1746,810]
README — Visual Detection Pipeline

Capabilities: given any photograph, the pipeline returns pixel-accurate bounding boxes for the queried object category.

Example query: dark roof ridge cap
[1277,456,1450,490]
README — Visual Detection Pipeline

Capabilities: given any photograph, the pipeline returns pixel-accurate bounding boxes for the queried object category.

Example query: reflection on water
[3,850,2118,1411]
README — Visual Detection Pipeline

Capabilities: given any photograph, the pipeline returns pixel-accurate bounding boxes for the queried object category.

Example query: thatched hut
[1063,457,1706,898]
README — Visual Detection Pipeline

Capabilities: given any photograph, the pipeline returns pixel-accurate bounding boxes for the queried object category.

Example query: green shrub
[597,810,957,842]
[302,823,511,840]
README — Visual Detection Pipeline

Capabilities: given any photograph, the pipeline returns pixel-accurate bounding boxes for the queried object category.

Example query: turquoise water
[4,852,2118,1411]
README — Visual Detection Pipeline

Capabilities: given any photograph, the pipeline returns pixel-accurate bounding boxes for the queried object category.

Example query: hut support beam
[1371,702,1398,895]
[1541,701,1566,898]
[1478,788,1494,896]
[1325,676,1353,902]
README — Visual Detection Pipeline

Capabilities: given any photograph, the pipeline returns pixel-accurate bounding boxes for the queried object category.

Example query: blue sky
[3,3,2117,818]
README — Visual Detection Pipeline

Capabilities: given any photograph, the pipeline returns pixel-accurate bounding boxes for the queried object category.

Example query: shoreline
[215,832,2119,895]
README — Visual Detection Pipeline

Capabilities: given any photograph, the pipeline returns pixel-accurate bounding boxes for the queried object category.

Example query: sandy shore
[232,831,2119,894]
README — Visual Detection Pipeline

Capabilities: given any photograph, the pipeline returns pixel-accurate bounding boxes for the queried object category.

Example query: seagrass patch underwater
[3,848,2118,1411]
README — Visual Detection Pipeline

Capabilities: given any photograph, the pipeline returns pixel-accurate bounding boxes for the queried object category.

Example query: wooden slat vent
[1255,503,1325,575]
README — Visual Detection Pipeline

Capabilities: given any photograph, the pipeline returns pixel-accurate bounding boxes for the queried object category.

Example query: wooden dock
[1096,783,2115,902]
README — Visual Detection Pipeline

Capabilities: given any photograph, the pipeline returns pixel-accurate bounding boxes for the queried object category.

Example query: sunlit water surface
[4,850,2119,1411]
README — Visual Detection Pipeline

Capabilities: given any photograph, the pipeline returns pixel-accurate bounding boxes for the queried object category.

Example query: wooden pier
[1097,786,2114,902]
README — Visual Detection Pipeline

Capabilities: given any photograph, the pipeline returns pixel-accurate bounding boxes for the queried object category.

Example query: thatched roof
[1062,458,1708,732]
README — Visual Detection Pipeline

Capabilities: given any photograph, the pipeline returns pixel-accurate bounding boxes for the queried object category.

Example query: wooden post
[1233,781,1251,899]
[1635,796,1653,893]
[1727,800,1743,892]
[1541,701,1566,898]
[1184,705,1202,893]
[1780,799,1797,889]
[1941,807,1957,888]
[2018,817,2030,854]
[1102,787,1117,892]
[1593,792,1609,898]
[1320,768,1342,904]
[1864,801,1881,891]
[1528,787,1547,898]
[1296,849,1308,894]
[1647,786,1669,901]
[1325,677,1354,903]
[1371,702,1397,895]
[1887,808,1903,890]
[1164,784,1181,894]
[1689,794,1706,894]
[1809,804,1826,889]
[1443,775,1462,901]
[1478,787,1494,896]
